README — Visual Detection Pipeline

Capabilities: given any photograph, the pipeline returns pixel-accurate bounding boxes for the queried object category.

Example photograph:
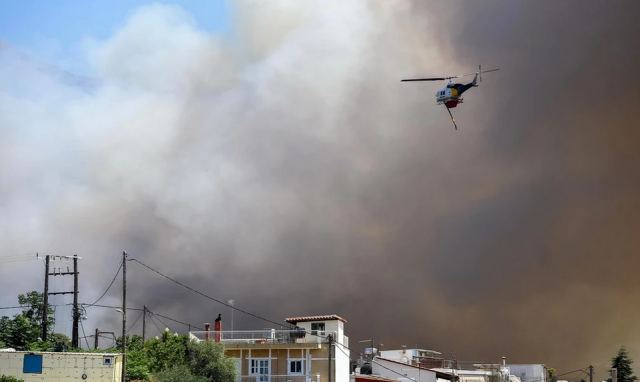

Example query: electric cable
[84,261,123,307]
[79,318,91,349]
[130,258,290,329]
[127,310,144,334]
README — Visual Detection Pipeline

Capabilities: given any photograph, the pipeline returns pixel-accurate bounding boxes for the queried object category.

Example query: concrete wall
[295,320,347,346]
[507,364,546,382]
[0,351,122,382]
[372,357,437,382]
[224,343,350,382]
[334,342,350,382]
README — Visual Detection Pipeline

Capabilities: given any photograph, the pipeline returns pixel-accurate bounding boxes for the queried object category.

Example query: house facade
[190,314,350,382]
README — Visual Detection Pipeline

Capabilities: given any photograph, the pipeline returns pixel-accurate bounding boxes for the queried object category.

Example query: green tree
[17,291,54,332]
[0,291,65,351]
[0,376,25,382]
[144,330,189,373]
[154,365,207,382]
[187,341,235,382]
[28,333,72,352]
[612,347,637,382]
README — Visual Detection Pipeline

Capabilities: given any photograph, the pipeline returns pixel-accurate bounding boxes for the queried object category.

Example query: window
[250,358,270,382]
[289,359,305,375]
[311,322,325,335]
[103,356,114,366]
[23,354,43,374]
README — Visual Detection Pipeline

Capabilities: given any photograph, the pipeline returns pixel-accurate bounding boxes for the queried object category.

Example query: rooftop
[285,314,347,324]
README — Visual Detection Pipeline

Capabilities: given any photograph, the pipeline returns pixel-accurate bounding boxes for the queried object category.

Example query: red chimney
[204,323,210,341]
[214,314,222,343]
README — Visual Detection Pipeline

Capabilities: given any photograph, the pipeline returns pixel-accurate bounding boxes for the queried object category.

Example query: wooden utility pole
[44,255,81,346]
[589,365,593,382]
[95,328,100,350]
[72,255,79,348]
[42,255,50,341]
[121,251,127,382]
[142,305,147,341]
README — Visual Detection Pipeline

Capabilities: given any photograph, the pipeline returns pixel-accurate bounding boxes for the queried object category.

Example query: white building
[379,349,443,366]
[371,357,454,382]
[0,350,122,382]
[507,364,547,382]
[189,314,350,382]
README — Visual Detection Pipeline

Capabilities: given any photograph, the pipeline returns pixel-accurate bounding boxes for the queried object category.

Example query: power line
[0,303,71,310]
[80,303,202,332]
[151,313,173,332]
[81,303,144,312]
[85,261,123,307]
[148,314,164,334]
[127,310,144,334]
[130,258,290,329]
[147,309,203,331]
[79,319,91,349]
[370,358,418,382]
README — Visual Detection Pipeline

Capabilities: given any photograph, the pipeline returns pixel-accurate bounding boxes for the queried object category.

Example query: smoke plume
[1,1,639,376]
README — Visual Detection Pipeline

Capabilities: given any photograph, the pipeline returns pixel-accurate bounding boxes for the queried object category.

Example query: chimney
[204,323,210,342]
[214,314,222,343]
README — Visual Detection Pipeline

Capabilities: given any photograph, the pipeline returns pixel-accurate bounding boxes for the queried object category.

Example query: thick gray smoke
[1,1,640,377]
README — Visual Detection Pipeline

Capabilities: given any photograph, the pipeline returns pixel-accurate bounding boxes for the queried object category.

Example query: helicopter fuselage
[435,82,475,108]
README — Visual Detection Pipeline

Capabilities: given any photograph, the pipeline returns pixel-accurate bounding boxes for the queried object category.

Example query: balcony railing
[189,330,332,345]
[239,375,320,382]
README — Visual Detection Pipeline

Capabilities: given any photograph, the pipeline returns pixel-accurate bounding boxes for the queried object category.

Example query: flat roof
[285,314,347,324]
[0,350,122,356]
[375,357,457,381]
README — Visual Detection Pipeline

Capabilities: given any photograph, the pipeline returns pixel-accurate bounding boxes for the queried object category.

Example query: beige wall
[0,352,122,382]
[224,345,332,381]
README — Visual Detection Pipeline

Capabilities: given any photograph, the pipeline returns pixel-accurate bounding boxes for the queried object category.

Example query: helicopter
[402,65,499,130]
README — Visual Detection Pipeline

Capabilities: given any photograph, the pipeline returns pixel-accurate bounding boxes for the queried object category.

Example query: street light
[228,299,235,332]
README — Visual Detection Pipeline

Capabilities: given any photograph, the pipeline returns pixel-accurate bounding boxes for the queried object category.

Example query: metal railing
[239,375,320,382]
[189,330,331,344]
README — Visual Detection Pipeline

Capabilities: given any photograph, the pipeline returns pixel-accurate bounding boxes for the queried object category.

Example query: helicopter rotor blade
[401,76,456,82]
[458,67,500,78]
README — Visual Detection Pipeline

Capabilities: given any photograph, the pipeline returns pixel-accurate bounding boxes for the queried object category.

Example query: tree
[187,341,236,382]
[28,333,72,352]
[17,291,54,332]
[144,330,189,373]
[0,376,25,382]
[612,347,637,382]
[0,291,64,351]
[154,365,207,382]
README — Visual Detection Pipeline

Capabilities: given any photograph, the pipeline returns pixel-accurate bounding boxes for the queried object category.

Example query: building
[375,348,518,382]
[379,349,445,369]
[506,364,547,382]
[0,350,123,382]
[353,375,396,382]
[370,357,455,382]
[190,314,350,382]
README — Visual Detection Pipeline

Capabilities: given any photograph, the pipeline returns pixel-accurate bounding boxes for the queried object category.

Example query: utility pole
[142,305,147,342]
[589,365,593,382]
[42,255,50,341]
[45,255,81,347]
[121,251,127,382]
[72,255,79,348]
[94,329,115,350]
[328,334,333,382]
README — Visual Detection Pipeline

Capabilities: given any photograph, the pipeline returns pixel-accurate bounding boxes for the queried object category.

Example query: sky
[1,1,640,379]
